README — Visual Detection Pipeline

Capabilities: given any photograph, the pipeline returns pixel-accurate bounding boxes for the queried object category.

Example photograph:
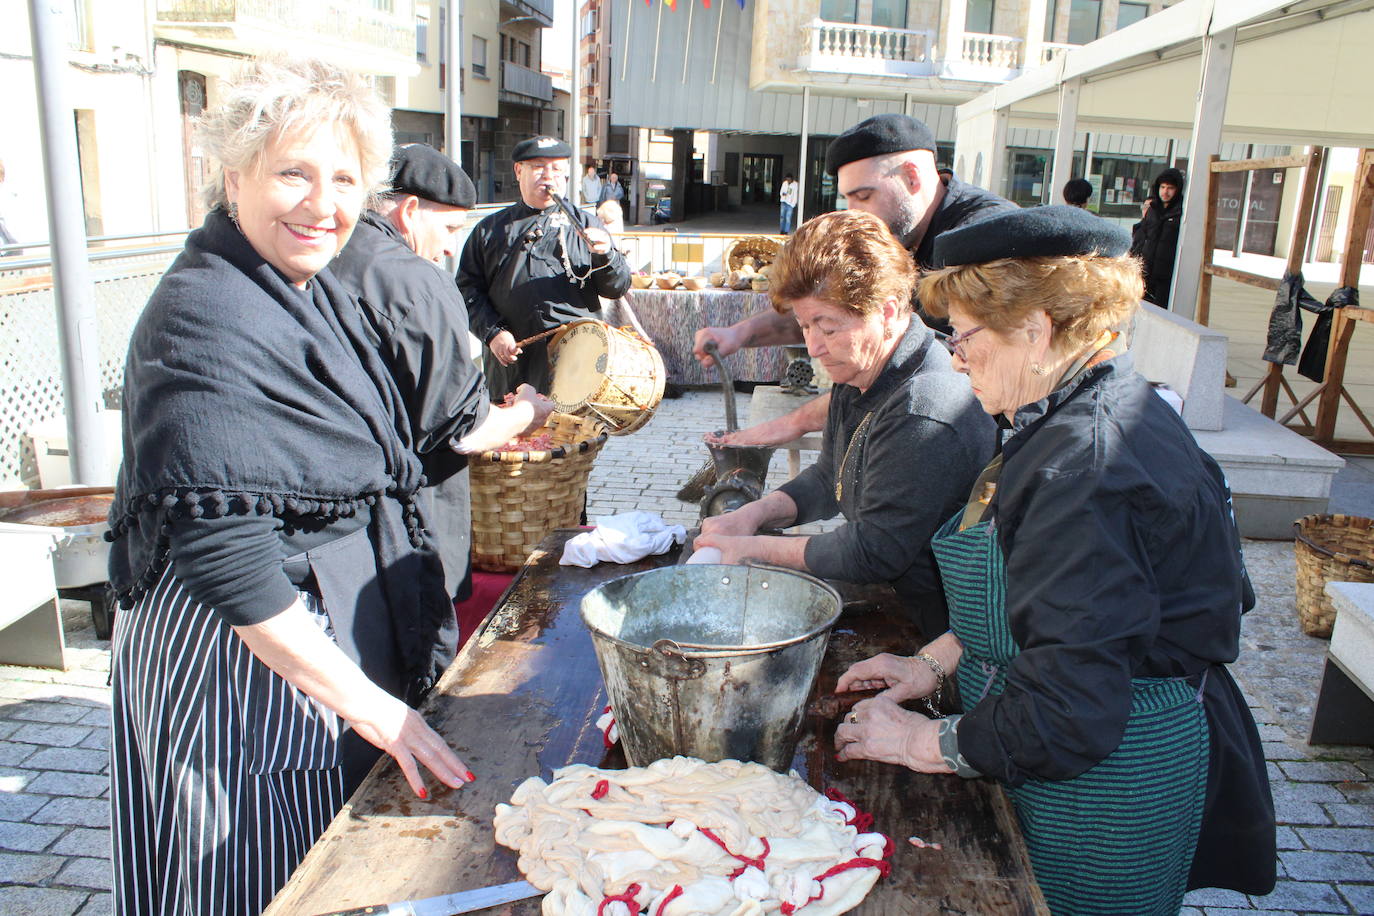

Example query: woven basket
[470,412,608,572]
[724,235,782,271]
[1293,514,1374,638]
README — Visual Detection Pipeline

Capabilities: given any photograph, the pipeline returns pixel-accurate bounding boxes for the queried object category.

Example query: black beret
[389,144,476,208]
[933,205,1131,266]
[512,135,572,162]
[824,114,937,175]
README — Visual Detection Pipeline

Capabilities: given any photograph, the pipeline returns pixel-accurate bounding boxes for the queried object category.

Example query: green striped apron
[931,512,1209,916]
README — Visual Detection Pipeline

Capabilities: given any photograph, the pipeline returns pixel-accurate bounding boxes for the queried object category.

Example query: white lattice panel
[0,257,171,486]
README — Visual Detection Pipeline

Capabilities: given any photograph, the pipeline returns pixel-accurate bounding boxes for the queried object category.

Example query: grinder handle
[702,341,738,432]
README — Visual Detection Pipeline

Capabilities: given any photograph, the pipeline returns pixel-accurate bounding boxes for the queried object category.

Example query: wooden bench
[1309,582,1374,746]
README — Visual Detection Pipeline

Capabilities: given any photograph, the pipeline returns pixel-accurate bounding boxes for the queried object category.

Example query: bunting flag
[666,0,676,8]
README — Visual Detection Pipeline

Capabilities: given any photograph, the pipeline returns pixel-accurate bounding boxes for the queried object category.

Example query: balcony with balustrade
[792,17,1043,95]
[154,0,417,73]
[798,20,937,78]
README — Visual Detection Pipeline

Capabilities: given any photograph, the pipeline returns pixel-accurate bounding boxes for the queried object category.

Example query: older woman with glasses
[833,206,1275,914]
[695,210,995,637]
[107,56,479,916]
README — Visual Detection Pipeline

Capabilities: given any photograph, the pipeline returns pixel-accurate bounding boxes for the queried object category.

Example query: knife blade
[314,879,544,916]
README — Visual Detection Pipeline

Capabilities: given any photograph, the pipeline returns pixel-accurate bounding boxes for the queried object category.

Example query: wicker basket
[1293,514,1374,638]
[470,412,608,572]
[724,235,782,271]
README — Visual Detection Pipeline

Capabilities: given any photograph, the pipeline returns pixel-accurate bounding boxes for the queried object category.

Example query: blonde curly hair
[197,55,393,211]
[918,254,1143,348]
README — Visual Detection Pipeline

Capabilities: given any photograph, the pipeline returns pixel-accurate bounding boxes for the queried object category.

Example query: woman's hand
[835,653,935,704]
[347,691,474,798]
[691,533,755,565]
[699,507,760,538]
[510,384,555,434]
[234,601,475,801]
[489,330,522,366]
[833,697,949,773]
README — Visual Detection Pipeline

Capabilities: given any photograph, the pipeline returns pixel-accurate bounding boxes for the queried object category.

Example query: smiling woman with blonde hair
[108,55,473,916]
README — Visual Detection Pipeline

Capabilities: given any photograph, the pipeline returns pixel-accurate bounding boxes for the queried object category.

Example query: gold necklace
[835,411,874,503]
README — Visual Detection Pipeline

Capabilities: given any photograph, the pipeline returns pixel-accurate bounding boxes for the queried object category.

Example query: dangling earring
[883,326,895,340]
[1030,363,1048,376]
[227,201,240,229]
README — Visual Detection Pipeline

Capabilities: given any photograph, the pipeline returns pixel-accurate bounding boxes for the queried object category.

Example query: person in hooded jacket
[1131,167,1185,307]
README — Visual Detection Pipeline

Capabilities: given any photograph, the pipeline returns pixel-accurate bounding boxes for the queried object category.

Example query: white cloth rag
[559,511,687,567]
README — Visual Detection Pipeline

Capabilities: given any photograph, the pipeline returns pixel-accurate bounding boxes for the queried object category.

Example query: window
[1116,1,1149,29]
[967,0,994,34]
[869,0,906,29]
[819,0,857,23]
[371,0,394,11]
[415,10,429,62]
[472,36,487,77]
[1067,0,1102,45]
[522,41,531,68]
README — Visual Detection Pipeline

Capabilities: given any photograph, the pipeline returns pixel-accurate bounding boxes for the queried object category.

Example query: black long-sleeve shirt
[778,321,996,636]
[457,200,631,342]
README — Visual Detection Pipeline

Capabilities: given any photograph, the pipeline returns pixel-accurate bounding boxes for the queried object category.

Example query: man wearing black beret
[458,134,632,395]
[693,113,1015,446]
[332,144,553,661]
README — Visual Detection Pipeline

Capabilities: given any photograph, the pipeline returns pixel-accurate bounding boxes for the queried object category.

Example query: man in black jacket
[331,143,552,630]
[692,114,1015,445]
[1131,167,1185,307]
[458,135,632,396]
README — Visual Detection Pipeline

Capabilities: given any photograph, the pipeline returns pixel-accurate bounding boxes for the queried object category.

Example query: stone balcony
[154,0,417,73]
[791,18,1071,97]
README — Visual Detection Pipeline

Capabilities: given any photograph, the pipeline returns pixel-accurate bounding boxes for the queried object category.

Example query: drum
[548,319,665,435]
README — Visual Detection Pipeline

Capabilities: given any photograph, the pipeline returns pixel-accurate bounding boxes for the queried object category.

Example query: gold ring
[846,712,859,724]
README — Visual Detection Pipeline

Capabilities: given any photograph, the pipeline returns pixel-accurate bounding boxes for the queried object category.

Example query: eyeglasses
[940,325,985,360]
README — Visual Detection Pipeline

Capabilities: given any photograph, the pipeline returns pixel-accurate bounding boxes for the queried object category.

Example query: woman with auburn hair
[107,56,474,915]
[695,210,994,637]
[833,206,1275,914]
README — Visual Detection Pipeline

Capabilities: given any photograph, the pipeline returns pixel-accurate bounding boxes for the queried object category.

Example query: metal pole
[1171,26,1236,318]
[28,0,105,484]
[571,0,582,206]
[797,86,810,226]
[445,0,463,168]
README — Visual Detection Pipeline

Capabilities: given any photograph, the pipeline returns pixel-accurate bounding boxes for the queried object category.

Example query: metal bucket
[581,563,842,771]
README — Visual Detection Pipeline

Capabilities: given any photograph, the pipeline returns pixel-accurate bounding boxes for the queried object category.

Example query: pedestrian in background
[1131,167,1185,306]
[1062,177,1093,208]
[778,172,798,234]
[581,164,602,208]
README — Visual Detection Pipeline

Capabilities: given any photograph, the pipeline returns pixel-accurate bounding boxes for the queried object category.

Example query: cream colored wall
[0,0,173,240]
[750,0,824,90]
[398,0,500,118]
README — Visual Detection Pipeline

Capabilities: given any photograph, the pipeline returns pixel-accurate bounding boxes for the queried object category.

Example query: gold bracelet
[915,652,946,718]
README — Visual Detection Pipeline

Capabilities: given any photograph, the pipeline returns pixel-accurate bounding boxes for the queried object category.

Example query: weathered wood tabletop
[267,531,1049,916]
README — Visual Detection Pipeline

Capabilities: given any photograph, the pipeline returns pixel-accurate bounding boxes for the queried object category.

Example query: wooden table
[267,531,1048,915]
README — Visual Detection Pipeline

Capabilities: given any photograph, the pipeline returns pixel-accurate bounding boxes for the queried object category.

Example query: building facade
[584,0,1176,223]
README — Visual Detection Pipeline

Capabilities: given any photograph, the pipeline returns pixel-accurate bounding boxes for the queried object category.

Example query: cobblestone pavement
[1,390,1371,914]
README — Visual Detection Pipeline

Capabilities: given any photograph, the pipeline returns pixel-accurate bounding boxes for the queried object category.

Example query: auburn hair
[769,210,916,316]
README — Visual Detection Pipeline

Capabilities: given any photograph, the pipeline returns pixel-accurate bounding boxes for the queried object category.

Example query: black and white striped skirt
[110,565,347,916]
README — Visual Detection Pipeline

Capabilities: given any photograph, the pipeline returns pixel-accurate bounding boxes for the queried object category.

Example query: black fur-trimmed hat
[512,135,572,162]
[933,205,1131,266]
[389,144,476,209]
[824,114,938,175]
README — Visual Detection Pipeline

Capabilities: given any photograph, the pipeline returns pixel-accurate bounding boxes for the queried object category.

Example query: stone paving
[1,389,1373,914]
